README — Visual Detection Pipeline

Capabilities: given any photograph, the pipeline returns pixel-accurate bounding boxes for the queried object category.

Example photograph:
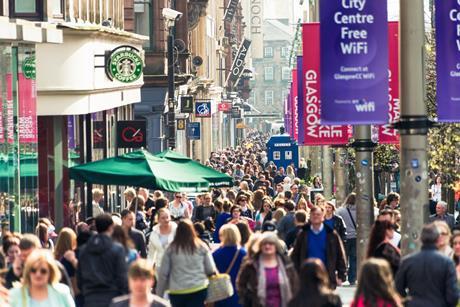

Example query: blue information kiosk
[266,134,299,170]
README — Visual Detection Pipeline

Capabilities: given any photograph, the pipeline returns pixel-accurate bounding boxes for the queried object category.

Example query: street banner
[301,23,350,145]
[435,0,460,122]
[18,74,38,143]
[320,0,389,124]
[292,69,299,141]
[378,22,400,144]
[297,57,305,144]
[224,0,240,23]
[227,39,251,84]
[6,74,13,144]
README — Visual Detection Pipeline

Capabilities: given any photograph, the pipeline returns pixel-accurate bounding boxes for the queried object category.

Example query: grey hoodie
[336,204,357,239]
[156,243,216,297]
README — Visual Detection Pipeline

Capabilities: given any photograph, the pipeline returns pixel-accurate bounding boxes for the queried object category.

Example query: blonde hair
[23,249,61,287]
[272,208,286,223]
[219,224,241,246]
[92,188,104,198]
[123,187,136,198]
[54,227,77,260]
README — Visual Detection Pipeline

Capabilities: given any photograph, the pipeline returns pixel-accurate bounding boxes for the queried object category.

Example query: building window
[264,47,273,58]
[51,0,64,18]
[264,67,274,81]
[281,47,289,58]
[265,90,274,105]
[282,67,291,81]
[9,0,43,20]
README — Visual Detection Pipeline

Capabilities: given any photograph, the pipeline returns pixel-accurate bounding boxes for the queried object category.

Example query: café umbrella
[155,150,233,188]
[69,150,212,192]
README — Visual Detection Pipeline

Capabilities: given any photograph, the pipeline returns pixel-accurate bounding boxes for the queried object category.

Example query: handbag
[205,248,240,303]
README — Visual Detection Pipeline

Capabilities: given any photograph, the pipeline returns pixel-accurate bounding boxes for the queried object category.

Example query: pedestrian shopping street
[0,1,460,307]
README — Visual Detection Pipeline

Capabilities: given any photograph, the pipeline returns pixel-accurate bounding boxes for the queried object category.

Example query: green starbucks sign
[22,56,36,79]
[106,46,143,83]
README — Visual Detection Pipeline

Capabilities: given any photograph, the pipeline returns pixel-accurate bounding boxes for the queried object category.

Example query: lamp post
[163,8,182,150]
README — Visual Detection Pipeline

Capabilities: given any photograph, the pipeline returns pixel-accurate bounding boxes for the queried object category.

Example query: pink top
[265,267,281,307]
[352,296,398,307]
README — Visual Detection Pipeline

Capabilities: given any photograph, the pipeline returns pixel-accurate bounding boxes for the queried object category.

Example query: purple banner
[68,116,75,149]
[435,0,460,122]
[320,0,389,125]
[297,56,304,144]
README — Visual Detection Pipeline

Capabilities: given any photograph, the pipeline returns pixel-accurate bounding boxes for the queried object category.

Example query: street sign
[187,122,201,140]
[218,102,232,112]
[195,101,211,117]
[177,119,186,130]
[227,39,251,84]
[180,96,194,113]
[117,120,146,148]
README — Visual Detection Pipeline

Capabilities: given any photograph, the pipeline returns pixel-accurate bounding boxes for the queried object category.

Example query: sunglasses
[175,195,182,198]
[31,267,49,275]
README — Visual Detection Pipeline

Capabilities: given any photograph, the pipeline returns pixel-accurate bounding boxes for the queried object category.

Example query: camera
[162,8,183,21]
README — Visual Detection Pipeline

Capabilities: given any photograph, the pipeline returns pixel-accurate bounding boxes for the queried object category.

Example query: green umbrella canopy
[69,150,210,192]
[155,150,233,187]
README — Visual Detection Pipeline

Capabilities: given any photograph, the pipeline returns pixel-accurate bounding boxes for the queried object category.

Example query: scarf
[257,255,293,307]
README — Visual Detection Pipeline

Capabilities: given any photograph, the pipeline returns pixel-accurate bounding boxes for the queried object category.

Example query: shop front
[0,19,62,232]
[36,26,146,229]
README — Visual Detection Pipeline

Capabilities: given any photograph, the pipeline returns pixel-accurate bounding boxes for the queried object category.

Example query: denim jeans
[169,288,208,307]
[345,238,357,283]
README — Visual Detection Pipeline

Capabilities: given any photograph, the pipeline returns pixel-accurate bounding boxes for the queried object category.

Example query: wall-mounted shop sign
[93,121,106,149]
[180,96,194,113]
[22,56,36,79]
[195,101,212,117]
[224,0,240,23]
[218,102,232,112]
[117,120,146,148]
[187,122,201,140]
[177,119,186,130]
[227,39,251,84]
[106,45,143,83]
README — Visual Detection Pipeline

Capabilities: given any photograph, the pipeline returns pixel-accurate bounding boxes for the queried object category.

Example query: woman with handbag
[156,219,216,307]
[236,232,298,307]
[212,224,247,307]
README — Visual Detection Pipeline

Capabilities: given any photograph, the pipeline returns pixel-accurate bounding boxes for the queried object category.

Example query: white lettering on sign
[274,143,291,147]
[305,70,320,138]
[251,0,262,34]
[334,0,374,55]
[449,2,460,51]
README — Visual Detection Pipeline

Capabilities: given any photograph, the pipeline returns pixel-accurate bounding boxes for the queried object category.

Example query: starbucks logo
[23,56,36,80]
[108,50,143,83]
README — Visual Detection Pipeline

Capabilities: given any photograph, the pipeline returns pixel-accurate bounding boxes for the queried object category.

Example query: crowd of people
[0,131,459,307]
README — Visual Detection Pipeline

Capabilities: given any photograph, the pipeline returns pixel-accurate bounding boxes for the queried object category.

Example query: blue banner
[435,0,460,122]
[320,0,389,125]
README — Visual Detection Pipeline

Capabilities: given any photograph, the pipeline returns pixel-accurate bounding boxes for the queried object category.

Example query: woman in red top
[351,258,402,307]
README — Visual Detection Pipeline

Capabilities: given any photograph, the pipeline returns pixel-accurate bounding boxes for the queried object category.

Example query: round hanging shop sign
[108,47,143,83]
[22,56,36,79]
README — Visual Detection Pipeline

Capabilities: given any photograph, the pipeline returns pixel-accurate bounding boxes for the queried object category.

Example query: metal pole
[352,125,375,269]
[334,147,347,205]
[323,146,333,198]
[167,30,176,149]
[397,0,430,256]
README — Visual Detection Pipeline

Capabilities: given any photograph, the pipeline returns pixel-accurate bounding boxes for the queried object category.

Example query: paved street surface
[337,286,356,306]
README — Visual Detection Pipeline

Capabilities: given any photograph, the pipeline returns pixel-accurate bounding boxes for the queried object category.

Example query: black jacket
[325,215,347,243]
[77,234,129,307]
[128,228,147,258]
[395,244,459,307]
[291,224,347,289]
